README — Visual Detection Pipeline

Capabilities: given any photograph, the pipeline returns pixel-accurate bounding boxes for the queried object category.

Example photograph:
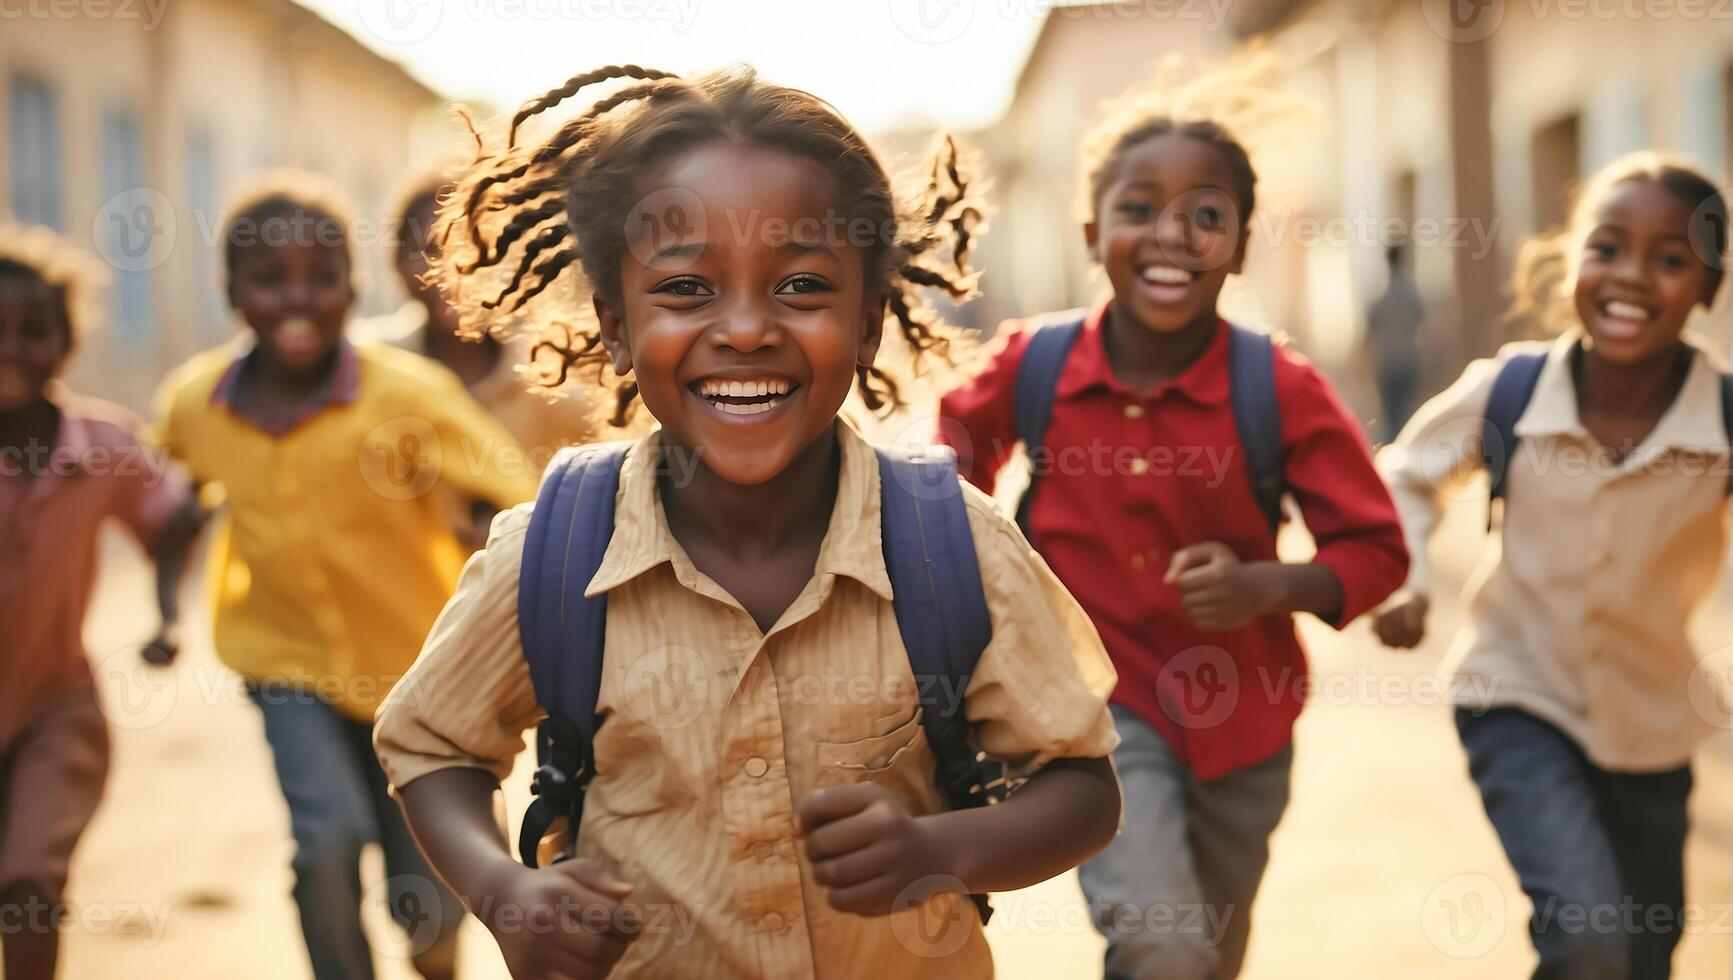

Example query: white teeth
[1605,301,1649,322]
[696,378,792,398]
[1141,266,1191,285]
[715,400,777,415]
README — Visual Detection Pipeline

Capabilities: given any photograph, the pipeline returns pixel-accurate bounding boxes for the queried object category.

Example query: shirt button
[751,841,775,861]
[1130,553,1146,571]
[763,912,786,932]
[1128,458,1150,475]
[744,756,769,778]
[1123,403,1145,419]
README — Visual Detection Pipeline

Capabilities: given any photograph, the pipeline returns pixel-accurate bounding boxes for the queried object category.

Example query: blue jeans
[251,684,464,980]
[1456,708,1691,980]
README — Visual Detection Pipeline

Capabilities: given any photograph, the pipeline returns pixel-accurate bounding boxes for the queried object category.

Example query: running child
[153,171,539,980]
[373,65,1123,980]
[1376,151,1732,979]
[938,71,1409,979]
[0,226,202,980]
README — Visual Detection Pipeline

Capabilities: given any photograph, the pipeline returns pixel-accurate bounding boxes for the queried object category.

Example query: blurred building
[1,0,444,409]
[975,0,1733,417]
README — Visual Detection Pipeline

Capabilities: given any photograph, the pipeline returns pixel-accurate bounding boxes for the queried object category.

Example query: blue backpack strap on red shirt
[1225,324,1285,533]
[1010,314,1086,533]
[515,440,632,868]
[515,439,1001,921]
[1011,314,1285,534]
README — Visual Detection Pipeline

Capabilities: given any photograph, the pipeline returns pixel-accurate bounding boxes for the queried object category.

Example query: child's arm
[419,366,542,518]
[1174,349,1413,633]
[397,768,639,978]
[373,506,634,978]
[937,322,1035,492]
[1371,355,1506,648]
[143,494,208,665]
[799,756,1119,914]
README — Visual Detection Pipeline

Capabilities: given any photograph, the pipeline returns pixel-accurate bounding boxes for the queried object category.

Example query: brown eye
[775,274,832,295]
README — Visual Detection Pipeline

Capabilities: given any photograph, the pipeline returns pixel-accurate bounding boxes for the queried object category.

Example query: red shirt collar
[210,340,360,435]
[1055,298,1233,405]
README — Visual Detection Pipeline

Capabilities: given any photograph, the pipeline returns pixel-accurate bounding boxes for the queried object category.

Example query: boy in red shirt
[939,98,1407,978]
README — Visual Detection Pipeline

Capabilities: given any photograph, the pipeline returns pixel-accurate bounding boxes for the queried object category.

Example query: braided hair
[434,64,981,427]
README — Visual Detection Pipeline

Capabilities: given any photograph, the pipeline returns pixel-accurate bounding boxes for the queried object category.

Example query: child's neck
[254,347,339,404]
[1102,300,1220,391]
[1574,339,1690,419]
[659,421,840,563]
[0,397,60,471]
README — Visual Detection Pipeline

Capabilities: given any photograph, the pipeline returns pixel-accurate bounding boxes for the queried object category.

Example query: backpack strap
[1226,324,1285,534]
[875,444,1001,924]
[515,440,632,868]
[1011,314,1086,532]
[1482,352,1548,527]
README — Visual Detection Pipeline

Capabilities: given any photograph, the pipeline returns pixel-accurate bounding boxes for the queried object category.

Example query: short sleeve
[374,503,545,789]
[957,487,1119,774]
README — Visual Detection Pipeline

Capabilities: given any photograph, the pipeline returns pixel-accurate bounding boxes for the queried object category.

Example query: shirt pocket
[813,705,939,809]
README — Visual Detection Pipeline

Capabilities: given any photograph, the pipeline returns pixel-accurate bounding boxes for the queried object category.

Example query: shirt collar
[210,339,361,435]
[584,421,895,604]
[1515,329,1730,454]
[1054,297,1232,404]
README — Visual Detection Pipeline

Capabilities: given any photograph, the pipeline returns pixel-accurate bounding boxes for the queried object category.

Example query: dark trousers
[1456,708,1692,980]
[251,684,464,980]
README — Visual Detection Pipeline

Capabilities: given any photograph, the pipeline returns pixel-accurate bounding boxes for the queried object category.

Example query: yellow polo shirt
[157,341,541,721]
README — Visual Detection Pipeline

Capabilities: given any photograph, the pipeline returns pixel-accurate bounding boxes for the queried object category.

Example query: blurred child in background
[0,226,202,980]
[357,170,601,483]
[939,63,1408,979]
[153,172,538,980]
[1377,152,1733,979]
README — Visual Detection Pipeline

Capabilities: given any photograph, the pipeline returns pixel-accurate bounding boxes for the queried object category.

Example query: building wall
[0,0,444,409]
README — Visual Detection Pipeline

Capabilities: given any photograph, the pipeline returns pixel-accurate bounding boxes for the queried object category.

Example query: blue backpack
[514,441,1006,922]
[1480,351,1733,524]
[1009,312,1286,534]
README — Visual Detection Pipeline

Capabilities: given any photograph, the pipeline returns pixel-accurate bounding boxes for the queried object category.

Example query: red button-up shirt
[939,301,1408,779]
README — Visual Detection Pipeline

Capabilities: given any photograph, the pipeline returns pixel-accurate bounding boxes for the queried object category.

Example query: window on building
[185,127,226,342]
[1531,113,1582,231]
[9,74,64,230]
[99,107,153,343]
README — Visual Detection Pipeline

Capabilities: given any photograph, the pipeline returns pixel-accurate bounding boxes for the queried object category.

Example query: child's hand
[798,783,950,917]
[141,623,181,666]
[1374,592,1430,650]
[1166,542,1273,632]
[487,859,640,979]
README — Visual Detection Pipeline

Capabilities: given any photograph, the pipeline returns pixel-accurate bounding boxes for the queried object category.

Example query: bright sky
[300,0,1055,134]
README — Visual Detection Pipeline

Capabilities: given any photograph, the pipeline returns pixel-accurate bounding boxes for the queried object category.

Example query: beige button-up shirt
[374,423,1119,978]
[1379,332,1731,771]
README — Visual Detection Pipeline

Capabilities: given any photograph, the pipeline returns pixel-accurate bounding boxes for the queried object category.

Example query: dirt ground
[40,495,1733,979]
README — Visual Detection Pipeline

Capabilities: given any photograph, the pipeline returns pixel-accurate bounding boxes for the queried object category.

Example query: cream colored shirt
[1379,331,1731,770]
[374,423,1120,978]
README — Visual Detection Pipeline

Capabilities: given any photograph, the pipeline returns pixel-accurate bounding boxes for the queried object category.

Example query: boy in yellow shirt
[154,172,538,980]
